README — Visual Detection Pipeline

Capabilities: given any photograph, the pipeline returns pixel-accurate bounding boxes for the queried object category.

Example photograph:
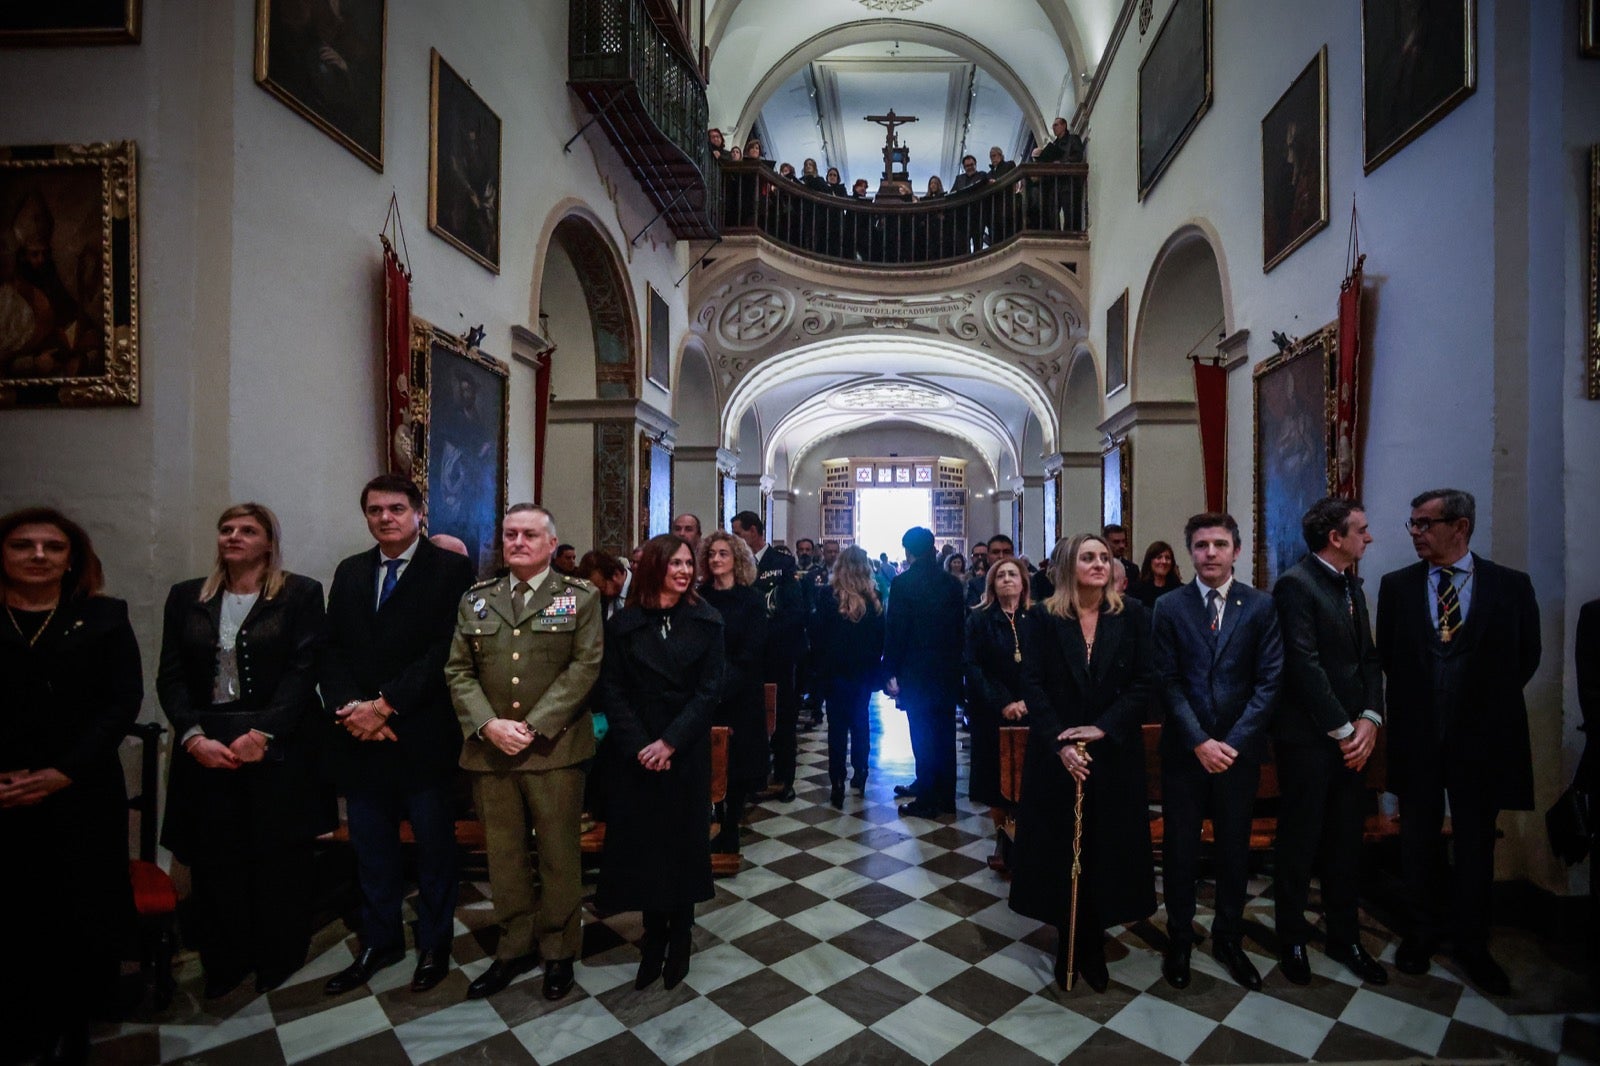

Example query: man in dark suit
[1376,488,1540,995]
[882,526,966,818]
[1151,512,1282,991]
[1271,497,1388,986]
[321,474,475,995]
[733,510,805,802]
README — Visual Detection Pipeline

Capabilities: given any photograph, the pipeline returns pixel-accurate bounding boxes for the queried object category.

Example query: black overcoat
[1009,601,1157,930]
[320,538,475,788]
[595,599,725,912]
[157,573,336,860]
[964,603,1029,804]
[700,583,769,788]
[882,558,965,712]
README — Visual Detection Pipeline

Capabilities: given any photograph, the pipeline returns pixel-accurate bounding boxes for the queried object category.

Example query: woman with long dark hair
[595,534,725,990]
[0,508,142,1064]
[698,531,767,853]
[1009,533,1156,993]
[157,503,332,997]
[810,546,885,808]
[1127,539,1183,609]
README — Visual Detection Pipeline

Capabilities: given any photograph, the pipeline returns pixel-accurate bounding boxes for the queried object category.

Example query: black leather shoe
[1214,940,1263,991]
[411,950,450,992]
[1076,944,1109,993]
[830,783,844,809]
[635,932,668,990]
[662,932,693,991]
[1456,948,1511,996]
[1394,937,1436,975]
[778,784,797,803]
[542,957,576,1001]
[325,946,405,995]
[466,953,537,999]
[255,963,298,995]
[1163,943,1192,989]
[898,800,949,819]
[1279,943,1311,986]
[851,773,867,793]
[1326,942,1387,985]
[893,784,919,798]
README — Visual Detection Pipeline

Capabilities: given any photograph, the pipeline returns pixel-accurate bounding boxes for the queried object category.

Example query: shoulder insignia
[563,575,595,592]
[466,577,499,595]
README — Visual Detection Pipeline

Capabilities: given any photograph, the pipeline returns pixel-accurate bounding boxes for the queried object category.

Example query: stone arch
[1130,223,1231,402]
[673,336,719,449]
[1060,345,1101,451]
[533,205,639,401]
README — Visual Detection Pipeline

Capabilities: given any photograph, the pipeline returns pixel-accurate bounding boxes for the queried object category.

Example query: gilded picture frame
[1361,0,1476,174]
[1101,435,1131,544]
[1589,145,1598,400]
[254,0,386,172]
[0,141,139,408]
[0,0,140,44]
[639,434,674,545]
[1262,47,1329,273]
[1137,0,1212,200]
[429,49,502,273]
[1252,323,1338,588]
[407,319,510,578]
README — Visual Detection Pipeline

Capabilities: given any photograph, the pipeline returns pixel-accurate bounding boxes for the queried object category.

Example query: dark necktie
[379,558,403,607]
[513,580,531,611]
[1435,566,1462,642]
[1206,588,1222,632]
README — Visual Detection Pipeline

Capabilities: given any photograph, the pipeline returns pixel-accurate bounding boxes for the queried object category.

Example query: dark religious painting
[1101,437,1130,541]
[1589,146,1598,400]
[0,141,138,408]
[255,0,385,171]
[0,0,139,44]
[1585,0,1600,57]
[408,321,508,578]
[647,286,671,391]
[1253,325,1337,588]
[1137,0,1212,199]
[1105,289,1129,394]
[1262,47,1329,272]
[1361,0,1476,173]
[640,435,673,544]
[429,49,501,272]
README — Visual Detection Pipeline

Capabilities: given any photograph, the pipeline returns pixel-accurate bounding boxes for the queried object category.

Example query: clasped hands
[1000,700,1028,722]
[1338,718,1377,772]
[482,718,538,757]
[0,768,71,808]
[638,739,675,772]
[337,698,397,743]
[1193,737,1238,774]
[186,730,270,770]
[1056,725,1105,782]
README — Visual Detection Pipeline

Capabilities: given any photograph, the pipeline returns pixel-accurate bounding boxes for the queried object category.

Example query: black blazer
[1271,555,1383,746]
[964,603,1028,718]
[882,558,965,711]
[752,546,805,650]
[700,583,768,785]
[1151,581,1283,763]
[810,598,886,695]
[1376,554,1540,810]
[321,537,475,787]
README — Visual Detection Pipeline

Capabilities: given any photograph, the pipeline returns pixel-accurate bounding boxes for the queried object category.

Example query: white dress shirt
[375,536,420,608]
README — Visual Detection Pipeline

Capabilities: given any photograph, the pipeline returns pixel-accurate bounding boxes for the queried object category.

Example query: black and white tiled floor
[96,696,1598,1064]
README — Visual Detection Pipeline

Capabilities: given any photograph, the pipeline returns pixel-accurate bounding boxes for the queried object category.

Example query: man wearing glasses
[1375,489,1540,996]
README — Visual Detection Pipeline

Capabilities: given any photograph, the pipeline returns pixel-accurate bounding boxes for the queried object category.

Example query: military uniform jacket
[446,569,603,773]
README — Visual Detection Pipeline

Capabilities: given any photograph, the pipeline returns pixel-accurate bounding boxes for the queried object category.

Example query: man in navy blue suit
[1271,497,1388,987]
[1152,512,1283,991]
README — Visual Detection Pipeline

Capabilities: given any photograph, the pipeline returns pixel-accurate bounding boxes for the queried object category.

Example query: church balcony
[569,0,719,240]
[717,163,1087,268]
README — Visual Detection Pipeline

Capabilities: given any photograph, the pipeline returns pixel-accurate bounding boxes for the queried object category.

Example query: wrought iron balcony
[569,0,719,240]
[719,163,1087,266]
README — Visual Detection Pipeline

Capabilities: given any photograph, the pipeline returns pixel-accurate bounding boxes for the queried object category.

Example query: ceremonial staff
[1064,739,1089,990]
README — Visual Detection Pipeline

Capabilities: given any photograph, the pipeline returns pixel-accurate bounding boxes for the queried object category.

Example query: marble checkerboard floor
[94,696,1598,1065]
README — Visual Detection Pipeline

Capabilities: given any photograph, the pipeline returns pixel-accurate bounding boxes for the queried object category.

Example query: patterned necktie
[1435,566,1462,642]
[379,558,403,607]
[1206,588,1222,632]
[1344,573,1357,619]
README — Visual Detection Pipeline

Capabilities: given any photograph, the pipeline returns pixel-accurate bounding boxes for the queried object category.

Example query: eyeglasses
[1405,517,1459,534]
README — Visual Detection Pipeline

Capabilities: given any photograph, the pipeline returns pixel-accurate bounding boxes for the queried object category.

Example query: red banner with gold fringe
[1335,255,1364,498]
[1192,358,1227,512]
[381,233,412,476]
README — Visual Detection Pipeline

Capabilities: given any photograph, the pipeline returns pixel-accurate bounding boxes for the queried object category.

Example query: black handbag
[1546,783,1592,866]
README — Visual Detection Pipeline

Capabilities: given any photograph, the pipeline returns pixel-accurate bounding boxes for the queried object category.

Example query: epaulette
[465,577,499,595]
[562,575,595,592]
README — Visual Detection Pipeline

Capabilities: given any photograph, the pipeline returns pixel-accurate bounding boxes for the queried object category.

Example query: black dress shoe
[411,950,450,992]
[635,932,668,990]
[898,800,949,819]
[778,784,797,803]
[1395,937,1436,975]
[466,953,537,999]
[829,783,844,809]
[542,957,576,1001]
[255,963,298,995]
[1326,942,1387,985]
[1456,948,1511,996]
[1214,940,1263,991]
[1163,943,1192,989]
[1076,945,1109,993]
[662,932,693,991]
[1279,943,1311,986]
[893,784,919,798]
[325,946,405,995]
[851,772,867,793]
[203,969,249,1000]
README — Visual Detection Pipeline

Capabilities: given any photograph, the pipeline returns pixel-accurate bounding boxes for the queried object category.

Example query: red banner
[1335,256,1365,498]
[533,347,552,503]
[1192,359,1227,512]
[381,235,412,475]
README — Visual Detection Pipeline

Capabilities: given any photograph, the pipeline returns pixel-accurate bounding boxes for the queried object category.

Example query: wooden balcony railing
[569,0,719,239]
[719,163,1086,266]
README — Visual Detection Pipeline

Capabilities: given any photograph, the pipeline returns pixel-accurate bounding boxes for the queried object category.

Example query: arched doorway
[673,337,724,532]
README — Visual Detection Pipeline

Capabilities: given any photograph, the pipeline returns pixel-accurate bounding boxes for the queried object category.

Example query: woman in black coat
[157,503,332,997]
[596,534,726,991]
[0,508,142,1064]
[698,531,768,854]
[809,547,885,808]
[964,557,1032,807]
[1010,532,1156,993]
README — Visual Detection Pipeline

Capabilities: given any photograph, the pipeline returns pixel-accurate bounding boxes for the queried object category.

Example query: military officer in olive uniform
[446,504,603,1003]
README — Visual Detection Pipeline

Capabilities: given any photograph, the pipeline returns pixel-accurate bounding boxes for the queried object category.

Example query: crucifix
[864,108,918,199]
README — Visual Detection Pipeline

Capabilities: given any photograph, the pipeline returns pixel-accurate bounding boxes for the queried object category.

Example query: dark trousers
[906,702,957,809]
[1272,740,1366,947]
[826,682,872,785]
[1162,752,1259,946]
[1398,761,1500,952]
[191,843,315,980]
[767,653,799,786]
[345,778,460,954]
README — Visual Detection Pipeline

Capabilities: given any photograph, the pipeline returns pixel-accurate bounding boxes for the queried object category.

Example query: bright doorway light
[856,488,932,562]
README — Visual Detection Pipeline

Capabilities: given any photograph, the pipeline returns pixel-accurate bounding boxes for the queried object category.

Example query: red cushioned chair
[126,722,177,1008]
